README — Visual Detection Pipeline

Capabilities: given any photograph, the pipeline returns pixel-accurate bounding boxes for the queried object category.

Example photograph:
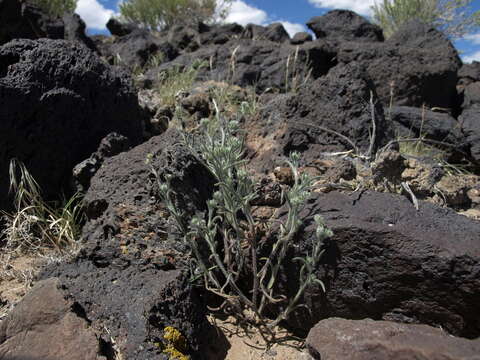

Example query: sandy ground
[205,315,314,360]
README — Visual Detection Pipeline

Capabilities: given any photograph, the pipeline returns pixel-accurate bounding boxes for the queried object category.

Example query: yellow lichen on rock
[162,326,189,360]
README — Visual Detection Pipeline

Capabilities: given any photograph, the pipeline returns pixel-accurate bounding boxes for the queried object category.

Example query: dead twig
[401,181,419,211]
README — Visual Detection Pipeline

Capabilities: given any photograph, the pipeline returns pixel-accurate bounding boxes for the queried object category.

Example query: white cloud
[224,0,268,25]
[76,0,115,30]
[308,0,375,16]
[464,33,480,45]
[463,51,480,63]
[223,1,305,38]
[280,21,307,37]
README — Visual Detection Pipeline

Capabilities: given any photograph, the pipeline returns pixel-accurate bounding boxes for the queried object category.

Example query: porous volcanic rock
[461,82,480,110]
[246,62,394,174]
[199,22,244,45]
[63,13,97,51]
[102,29,178,70]
[455,57,480,110]
[389,106,467,160]
[41,129,216,359]
[243,22,290,43]
[458,61,480,85]
[0,0,64,45]
[144,38,337,91]
[0,278,103,360]
[106,17,139,37]
[44,266,206,359]
[72,132,132,193]
[337,20,461,109]
[291,32,312,45]
[0,38,144,210]
[307,10,384,42]
[390,106,462,144]
[306,318,480,360]
[458,62,480,110]
[82,128,215,225]
[280,190,480,338]
[459,107,480,162]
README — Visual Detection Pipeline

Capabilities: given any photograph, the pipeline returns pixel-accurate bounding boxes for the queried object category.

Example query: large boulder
[389,106,467,159]
[0,0,64,45]
[459,107,480,162]
[246,62,395,174]
[0,278,103,360]
[457,62,480,110]
[106,17,139,37]
[63,13,97,51]
[307,10,384,42]
[307,318,480,360]
[337,20,461,109]
[461,82,480,110]
[99,29,178,70]
[40,129,216,359]
[198,22,244,45]
[280,190,480,338]
[243,22,290,43]
[290,32,312,45]
[389,106,463,144]
[458,61,480,86]
[0,39,144,210]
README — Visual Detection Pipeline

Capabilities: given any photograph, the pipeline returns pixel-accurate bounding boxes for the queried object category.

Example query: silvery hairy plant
[150,101,332,336]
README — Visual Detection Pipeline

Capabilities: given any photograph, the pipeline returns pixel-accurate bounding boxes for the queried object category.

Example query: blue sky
[75,0,480,63]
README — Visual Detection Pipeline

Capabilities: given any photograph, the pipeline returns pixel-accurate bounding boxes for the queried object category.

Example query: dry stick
[294,122,360,155]
[251,235,259,310]
[401,181,419,211]
[415,104,427,153]
[367,91,377,160]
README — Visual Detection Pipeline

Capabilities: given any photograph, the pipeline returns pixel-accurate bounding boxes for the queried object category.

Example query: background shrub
[31,0,77,17]
[372,0,480,38]
[119,0,230,30]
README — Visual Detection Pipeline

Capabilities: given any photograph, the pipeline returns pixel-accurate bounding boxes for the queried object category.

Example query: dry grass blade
[1,159,84,254]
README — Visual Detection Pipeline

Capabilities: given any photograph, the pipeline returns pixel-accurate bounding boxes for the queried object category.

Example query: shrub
[149,101,332,339]
[372,0,480,38]
[1,159,83,254]
[31,0,77,18]
[119,0,231,30]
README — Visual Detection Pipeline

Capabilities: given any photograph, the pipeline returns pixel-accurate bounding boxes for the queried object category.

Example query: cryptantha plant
[150,101,332,338]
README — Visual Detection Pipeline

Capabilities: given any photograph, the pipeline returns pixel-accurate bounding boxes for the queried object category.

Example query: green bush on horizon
[119,0,231,31]
[31,0,77,18]
[372,0,480,38]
